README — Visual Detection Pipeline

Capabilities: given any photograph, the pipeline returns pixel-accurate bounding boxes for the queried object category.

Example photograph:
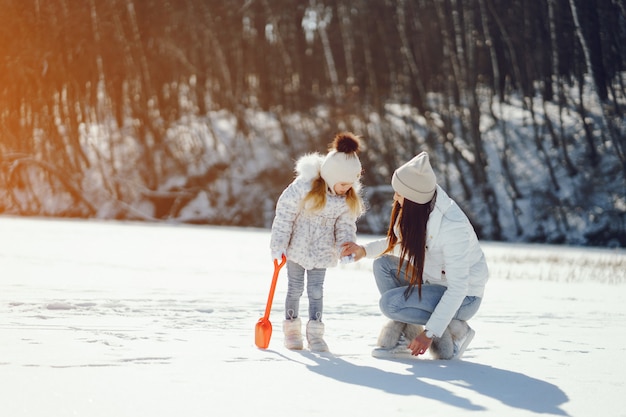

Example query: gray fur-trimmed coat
[270,153,359,270]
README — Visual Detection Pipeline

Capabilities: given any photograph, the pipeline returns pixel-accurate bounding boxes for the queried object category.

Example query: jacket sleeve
[270,179,305,253]
[424,217,473,337]
[334,209,357,253]
[362,238,390,258]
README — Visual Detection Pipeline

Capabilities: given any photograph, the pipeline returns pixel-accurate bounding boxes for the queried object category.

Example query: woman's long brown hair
[384,192,436,299]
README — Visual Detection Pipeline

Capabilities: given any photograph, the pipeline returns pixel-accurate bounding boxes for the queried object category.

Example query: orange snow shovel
[255,255,287,349]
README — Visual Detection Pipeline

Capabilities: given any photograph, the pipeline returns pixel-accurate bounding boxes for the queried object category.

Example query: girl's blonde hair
[301,177,365,218]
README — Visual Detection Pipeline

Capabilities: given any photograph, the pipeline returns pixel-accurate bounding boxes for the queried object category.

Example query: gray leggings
[285,260,327,321]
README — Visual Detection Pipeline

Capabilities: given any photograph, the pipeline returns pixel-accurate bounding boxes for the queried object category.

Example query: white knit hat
[391,152,437,204]
[320,150,362,189]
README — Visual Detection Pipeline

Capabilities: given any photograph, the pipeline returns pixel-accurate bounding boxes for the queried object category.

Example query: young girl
[270,132,365,352]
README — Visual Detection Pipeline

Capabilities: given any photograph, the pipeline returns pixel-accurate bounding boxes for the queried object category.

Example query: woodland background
[0,0,625,247]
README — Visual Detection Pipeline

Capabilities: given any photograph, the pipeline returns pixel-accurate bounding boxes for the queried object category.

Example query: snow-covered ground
[0,216,624,417]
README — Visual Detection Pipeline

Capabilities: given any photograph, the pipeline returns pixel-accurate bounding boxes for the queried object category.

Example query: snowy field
[0,216,625,417]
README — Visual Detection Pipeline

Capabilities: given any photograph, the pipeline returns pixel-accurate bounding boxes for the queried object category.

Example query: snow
[1,216,625,417]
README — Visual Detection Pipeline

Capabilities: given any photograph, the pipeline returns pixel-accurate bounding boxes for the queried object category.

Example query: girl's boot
[282,318,303,350]
[306,320,329,352]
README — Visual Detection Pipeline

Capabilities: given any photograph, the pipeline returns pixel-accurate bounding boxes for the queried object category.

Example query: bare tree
[569,0,625,176]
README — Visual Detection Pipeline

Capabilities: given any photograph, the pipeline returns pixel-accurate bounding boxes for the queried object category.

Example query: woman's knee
[456,296,482,320]
[373,256,402,294]
[372,257,386,278]
[378,290,397,317]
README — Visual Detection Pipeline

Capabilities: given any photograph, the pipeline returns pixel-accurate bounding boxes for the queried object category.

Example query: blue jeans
[285,260,326,321]
[373,255,481,325]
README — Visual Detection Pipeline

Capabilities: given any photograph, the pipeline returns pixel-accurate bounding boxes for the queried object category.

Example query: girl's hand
[408,331,433,356]
[271,251,286,263]
[340,242,366,261]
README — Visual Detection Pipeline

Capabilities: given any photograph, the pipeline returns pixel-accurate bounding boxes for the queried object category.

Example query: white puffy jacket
[270,154,359,270]
[362,185,489,337]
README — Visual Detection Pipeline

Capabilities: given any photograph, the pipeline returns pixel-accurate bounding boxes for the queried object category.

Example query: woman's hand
[408,331,433,356]
[340,242,366,261]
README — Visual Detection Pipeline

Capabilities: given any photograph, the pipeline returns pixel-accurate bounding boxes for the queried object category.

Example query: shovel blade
[255,318,273,349]
[254,256,285,349]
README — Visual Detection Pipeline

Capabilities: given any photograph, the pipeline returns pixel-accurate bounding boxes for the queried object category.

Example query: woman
[341,151,488,359]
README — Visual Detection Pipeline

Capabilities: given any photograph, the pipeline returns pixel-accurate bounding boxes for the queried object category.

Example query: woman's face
[393,192,405,207]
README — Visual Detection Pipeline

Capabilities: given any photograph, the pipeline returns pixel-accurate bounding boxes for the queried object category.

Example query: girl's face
[333,182,353,196]
[393,192,405,207]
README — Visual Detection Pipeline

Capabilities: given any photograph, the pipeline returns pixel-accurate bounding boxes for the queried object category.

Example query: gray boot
[372,321,422,359]
[376,320,406,348]
[376,320,424,348]
[448,319,475,359]
[283,318,303,350]
[404,323,424,342]
[306,320,329,352]
[429,328,454,360]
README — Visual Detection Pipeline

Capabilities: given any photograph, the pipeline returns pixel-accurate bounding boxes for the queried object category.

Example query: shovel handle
[262,255,286,320]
